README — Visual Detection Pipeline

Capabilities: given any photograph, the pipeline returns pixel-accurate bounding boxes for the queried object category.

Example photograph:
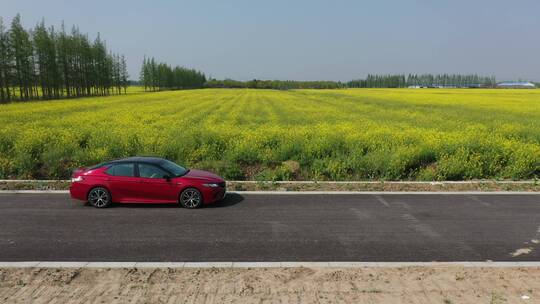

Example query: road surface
[0,192,539,262]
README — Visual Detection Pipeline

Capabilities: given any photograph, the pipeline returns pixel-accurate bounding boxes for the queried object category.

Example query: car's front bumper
[203,186,226,204]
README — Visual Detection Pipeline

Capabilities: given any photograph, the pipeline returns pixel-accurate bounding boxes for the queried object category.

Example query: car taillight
[71,176,84,182]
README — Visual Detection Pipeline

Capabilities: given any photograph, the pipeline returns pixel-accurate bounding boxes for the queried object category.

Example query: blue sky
[3,0,539,81]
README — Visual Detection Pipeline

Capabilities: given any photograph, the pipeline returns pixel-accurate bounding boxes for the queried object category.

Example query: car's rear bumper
[69,182,90,201]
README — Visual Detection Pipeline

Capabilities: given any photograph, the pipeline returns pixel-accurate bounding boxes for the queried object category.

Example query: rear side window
[105,163,135,177]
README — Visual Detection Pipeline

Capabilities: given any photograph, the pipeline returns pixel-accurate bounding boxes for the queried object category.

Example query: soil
[1,266,539,303]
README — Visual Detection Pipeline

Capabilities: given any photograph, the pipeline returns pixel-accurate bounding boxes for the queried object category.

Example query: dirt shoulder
[1,180,539,192]
[1,266,538,303]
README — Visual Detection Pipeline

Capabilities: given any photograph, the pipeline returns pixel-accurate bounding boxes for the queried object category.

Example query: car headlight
[71,176,84,182]
[203,183,219,188]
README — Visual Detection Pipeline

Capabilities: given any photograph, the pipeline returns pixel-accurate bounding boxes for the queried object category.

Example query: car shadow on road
[205,192,244,208]
[108,193,244,209]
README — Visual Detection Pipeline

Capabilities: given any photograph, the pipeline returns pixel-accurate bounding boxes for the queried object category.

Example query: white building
[497,82,536,89]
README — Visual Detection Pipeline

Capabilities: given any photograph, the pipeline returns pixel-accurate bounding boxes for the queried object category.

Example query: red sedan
[70,157,226,208]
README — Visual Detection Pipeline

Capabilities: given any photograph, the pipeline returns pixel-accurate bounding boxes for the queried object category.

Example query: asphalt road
[0,193,539,262]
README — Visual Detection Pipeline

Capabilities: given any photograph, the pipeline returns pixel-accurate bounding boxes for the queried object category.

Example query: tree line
[202,74,498,90]
[205,79,344,90]
[0,14,128,103]
[348,74,497,88]
[347,75,407,88]
[139,57,206,91]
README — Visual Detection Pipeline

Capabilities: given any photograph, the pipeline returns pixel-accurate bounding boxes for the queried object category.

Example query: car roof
[108,156,166,165]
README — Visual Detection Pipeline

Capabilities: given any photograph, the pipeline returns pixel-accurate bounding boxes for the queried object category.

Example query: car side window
[105,163,135,177]
[138,163,168,179]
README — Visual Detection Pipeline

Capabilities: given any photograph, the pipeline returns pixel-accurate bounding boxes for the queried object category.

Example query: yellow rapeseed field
[0,88,539,180]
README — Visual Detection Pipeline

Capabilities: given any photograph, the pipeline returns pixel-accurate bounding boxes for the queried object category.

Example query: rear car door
[136,163,178,202]
[104,163,140,202]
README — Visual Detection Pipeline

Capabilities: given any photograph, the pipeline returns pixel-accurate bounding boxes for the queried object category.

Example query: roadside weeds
[1,180,539,192]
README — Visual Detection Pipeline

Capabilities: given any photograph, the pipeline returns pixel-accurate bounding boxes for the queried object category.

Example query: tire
[87,187,112,208]
[179,188,203,209]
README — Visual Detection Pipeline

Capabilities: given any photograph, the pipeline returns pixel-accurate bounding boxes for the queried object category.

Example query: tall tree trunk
[0,73,5,103]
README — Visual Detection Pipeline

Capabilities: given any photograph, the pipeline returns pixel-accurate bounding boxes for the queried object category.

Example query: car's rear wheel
[88,187,112,208]
[179,188,203,209]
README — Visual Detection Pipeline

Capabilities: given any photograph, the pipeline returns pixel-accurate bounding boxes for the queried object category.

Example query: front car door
[136,163,178,202]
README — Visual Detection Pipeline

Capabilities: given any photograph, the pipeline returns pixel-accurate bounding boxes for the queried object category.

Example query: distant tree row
[203,74,498,90]
[205,79,344,90]
[0,14,128,103]
[139,57,206,91]
[407,74,497,88]
[348,74,497,88]
[347,75,407,88]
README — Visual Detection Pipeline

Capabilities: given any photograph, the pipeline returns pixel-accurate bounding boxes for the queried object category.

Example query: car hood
[182,169,223,181]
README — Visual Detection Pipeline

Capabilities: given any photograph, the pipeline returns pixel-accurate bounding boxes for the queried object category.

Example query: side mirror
[164,175,171,181]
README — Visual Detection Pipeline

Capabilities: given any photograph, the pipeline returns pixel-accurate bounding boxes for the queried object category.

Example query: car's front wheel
[179,188,203,209]
[88,187,112,208]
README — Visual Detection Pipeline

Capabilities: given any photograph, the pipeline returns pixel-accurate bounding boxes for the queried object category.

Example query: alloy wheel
[88,188,111,208]
[180,188,202,208]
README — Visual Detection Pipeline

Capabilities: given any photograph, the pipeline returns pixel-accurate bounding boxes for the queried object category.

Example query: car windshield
[159,159,188,177]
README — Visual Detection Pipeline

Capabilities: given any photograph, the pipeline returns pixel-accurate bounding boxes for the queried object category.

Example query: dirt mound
[1,266,539,303]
